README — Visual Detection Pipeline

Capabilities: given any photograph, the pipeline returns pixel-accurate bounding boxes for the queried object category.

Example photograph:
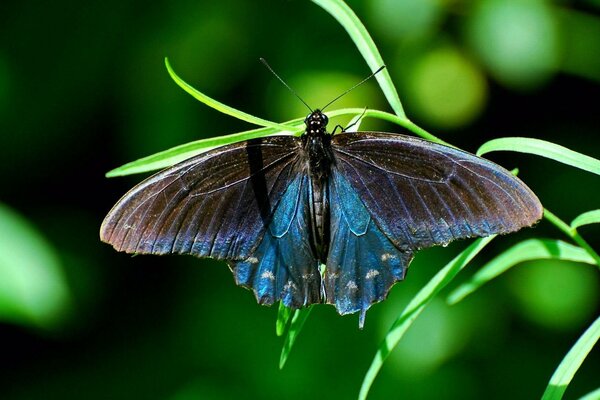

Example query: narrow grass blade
[279,306,313,369]
[477,137,600,176]
[276,302,293,337]
[542,315,600,400]
[105,120,304,177]
[106,108,447,177]
[344,111,365,132]
[578,387,600,400]
[447,239,596,305]
[571,210,600,230]
[311,0,405,118]
[165,58,296,132]
[544,209,600,269]
[327,108,449,145]
[359,236,495,400]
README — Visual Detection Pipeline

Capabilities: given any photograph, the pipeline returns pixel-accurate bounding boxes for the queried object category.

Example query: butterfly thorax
[302,110,334,260]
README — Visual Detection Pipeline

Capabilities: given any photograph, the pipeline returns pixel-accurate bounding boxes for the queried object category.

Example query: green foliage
[571,210,600,230]
[279,306,313,369]
[542,316,600,400]
[311,0,405,118]
[101,1,600,398]
[358,237,496,400]
[477,137,600,176]
[447,239,597,305]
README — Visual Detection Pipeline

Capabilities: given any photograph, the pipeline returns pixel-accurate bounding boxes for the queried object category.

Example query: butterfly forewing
[331,131,543,252]
[100,136,305,261]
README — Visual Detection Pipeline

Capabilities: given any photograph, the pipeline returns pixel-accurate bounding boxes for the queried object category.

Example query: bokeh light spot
[368,0,443,40]
[508,260,599,331]
[0,203,71,330]
[467,0,559,89]
[405,46,487,128]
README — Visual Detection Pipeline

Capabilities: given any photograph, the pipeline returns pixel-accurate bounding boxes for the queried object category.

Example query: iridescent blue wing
[327,132,542,324]
[101,136,320,305]
[325,171,412,327]
[230,174,321,308]
[331,132,542,251]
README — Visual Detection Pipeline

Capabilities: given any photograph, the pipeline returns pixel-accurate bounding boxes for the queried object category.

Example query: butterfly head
[304,109,329,138]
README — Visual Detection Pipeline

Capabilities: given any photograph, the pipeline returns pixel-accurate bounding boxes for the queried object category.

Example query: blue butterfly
[100,106,542,327]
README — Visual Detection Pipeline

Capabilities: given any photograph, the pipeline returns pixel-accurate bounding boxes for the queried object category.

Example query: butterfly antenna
[321,65,386,112]
[260,58,313,113]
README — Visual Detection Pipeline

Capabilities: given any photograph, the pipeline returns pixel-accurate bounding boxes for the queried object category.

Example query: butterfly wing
[101,136,320,305]
[331,131,543,251]
[326,131,542,323]
[230,173,321,308]
[325,170,412,327]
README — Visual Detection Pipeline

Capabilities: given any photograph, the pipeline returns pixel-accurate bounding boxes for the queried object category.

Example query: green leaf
[0,203,71,330]
[276,302,293,337]
[165,58,298,132]
[311,0,406,118]
[105,121,303,177]
[345,111,365,132]
[106,108,448,177]
[571,210,600,230]
[477,137,600,176]
[542,315,600,400]
[359,236,495,400]
[544,209,600,269]
[578,387,600,400]
[447,239,597,305]
[279,306,313,369]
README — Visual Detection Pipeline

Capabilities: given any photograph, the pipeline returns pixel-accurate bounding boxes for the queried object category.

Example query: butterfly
[100,104,543,327]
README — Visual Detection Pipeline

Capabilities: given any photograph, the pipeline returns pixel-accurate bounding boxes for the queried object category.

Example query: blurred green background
[1,0,599,399]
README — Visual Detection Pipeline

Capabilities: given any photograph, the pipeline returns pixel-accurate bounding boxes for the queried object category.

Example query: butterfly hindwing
[230,174,321,308]
[325,170,412,324]
[100,136,303,261]
[331,132,543,251]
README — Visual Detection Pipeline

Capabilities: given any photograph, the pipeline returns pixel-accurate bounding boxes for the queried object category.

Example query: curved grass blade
[165,58,297,132]
[106,108,448,177]
[276,302,293,337]
[447,239,596,305]
[279,306,313,369]
[578,387,600,400]
[328,108,449,145]
[105,120,304,177]
[359,236,495,400]
[311,0,405,118]
[571,210,600,230]
[344,110,365,133]
[541,315,600,400]
[477,137,600,176]
[544,209,600,268]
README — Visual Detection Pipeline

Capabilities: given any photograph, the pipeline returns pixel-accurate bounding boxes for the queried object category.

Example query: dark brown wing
[331,131,543,251]
[100,136,305,261]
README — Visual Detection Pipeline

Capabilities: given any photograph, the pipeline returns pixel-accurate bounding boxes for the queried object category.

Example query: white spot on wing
[247,256,259,264]
[284,280,297,292]
[381,253,396,262]
[261,271,275,281]
[346,280,358,291]
[365,269,380,279]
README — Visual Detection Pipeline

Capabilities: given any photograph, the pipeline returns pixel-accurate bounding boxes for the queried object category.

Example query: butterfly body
[302,110,334,261]
[101,110,542,327]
